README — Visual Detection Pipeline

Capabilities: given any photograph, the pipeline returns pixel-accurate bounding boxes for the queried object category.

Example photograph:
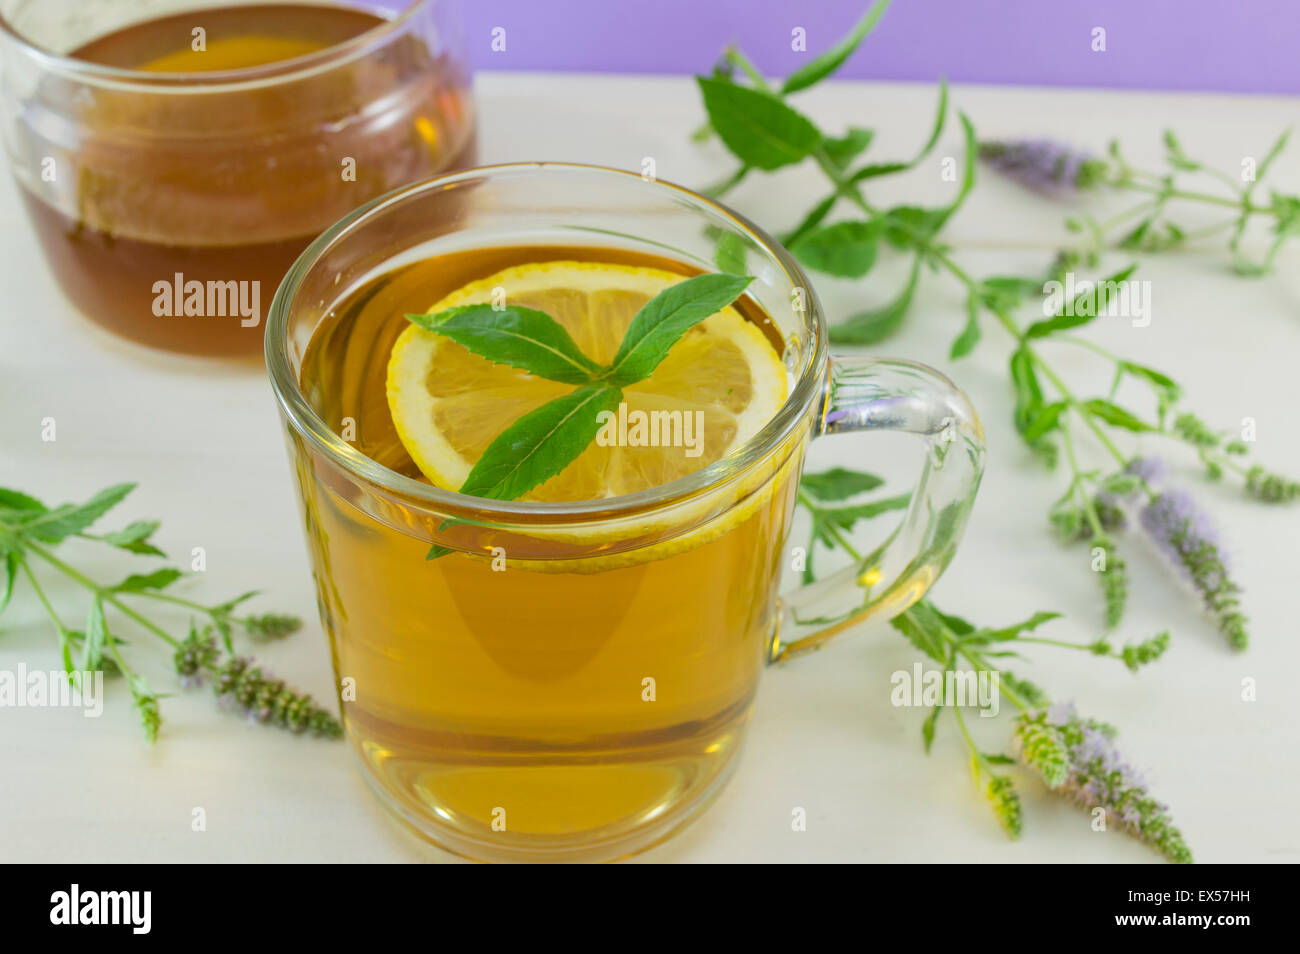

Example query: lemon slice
[386,261,788,504]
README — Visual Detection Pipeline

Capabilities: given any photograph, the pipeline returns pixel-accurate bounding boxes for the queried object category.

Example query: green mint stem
[18,558,75,671]
[796,488,864,559]
[126,588,254,624]
[26,540,179,648]
[1014,635,1118,658]
[1119,181,1264,212]
[949,701,984,769]
[1059,426,1107,541]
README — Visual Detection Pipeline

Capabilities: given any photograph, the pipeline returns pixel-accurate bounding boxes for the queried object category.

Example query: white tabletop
[2,73,1298,863]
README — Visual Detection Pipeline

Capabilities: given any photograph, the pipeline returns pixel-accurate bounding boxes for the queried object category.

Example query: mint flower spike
[983,774,1022,838]
[1013,713,1069,788]
[979,140,1108,193]
[1016,705,1193,864]
[1139,488,1248,649]
[175,625,342,737]
[1245,464,1300,502]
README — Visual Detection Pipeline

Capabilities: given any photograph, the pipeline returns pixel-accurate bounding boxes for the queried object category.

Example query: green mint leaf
[714,230,748,275]
[112,567,184,593]
[792,219,882,278]
[849,77,947,180]
[949,291,982,360]
[83,597,109,672]
[1162,130,1200,172]
[607,273,752,385]
[1119,360,1182,403]
[881,206,948,250]
[101,520,165,557]
[696,77,821,170]
[0,551,18,616]
[822,126,875,169]
[889,603,950,664]
[977,275,1045,311]
[458,384,624,501]
[818,493,911,533]
[781,0,892,94]
[939,112,978,224]
[1025,265,1138,338]
[1024,401,1068,441]
[829,255,921,344]
[127,673,161,744]
[1009,347,1045,436]
[912,78,950,165]
[1118,218,1186,253]
[933,607,977,636]
[1083,399,1154,432]
[984,610,1062,641]
[921,703,943,753]
[212,590,258,617]
[22,483,136,544]
[780,192,839,247]
[801,467,885,501]
[1117,217,1156,250]
[848,161,909,182]
[0,487,47,517]
[407,304,602,385]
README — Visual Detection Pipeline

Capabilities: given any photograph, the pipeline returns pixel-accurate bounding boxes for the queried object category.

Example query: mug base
[353,731,747,864]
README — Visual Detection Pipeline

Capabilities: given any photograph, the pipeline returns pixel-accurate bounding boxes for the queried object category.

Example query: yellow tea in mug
[271,166,984,863]
[294,244,806,860]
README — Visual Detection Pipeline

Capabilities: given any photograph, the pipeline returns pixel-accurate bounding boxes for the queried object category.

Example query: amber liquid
[17,3,475,356]
[294,245,806,861]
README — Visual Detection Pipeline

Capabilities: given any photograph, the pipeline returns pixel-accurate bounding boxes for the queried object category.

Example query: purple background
[463,0,1299,95]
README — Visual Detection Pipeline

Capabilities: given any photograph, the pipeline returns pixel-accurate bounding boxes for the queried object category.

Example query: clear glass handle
[770,356,986,662]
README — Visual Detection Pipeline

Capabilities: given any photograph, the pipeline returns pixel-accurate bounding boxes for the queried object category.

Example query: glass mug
[0,0,474,356]
[266,164,985,862]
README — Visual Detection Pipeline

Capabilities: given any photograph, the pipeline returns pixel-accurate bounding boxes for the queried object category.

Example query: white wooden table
[2,73,1298,863]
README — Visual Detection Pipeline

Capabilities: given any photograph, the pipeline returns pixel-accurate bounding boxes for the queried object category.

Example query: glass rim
[0,0,437,91]
[265,162,828,520]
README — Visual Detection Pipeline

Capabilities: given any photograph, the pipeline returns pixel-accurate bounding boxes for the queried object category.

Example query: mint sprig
[793,465,1190,862]
[0,483,339,743]
[406,272,753,559]
[688,4,1298,864]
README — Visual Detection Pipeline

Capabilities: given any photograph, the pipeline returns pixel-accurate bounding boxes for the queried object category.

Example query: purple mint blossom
[1141,489,1225,584]
[1088,457,1168,536]
[1045,702,1074,726]
[1125,456,1166,486]
[1027,704,1191,863]
[1139,488,1247,647]
[979,140,1106,194]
